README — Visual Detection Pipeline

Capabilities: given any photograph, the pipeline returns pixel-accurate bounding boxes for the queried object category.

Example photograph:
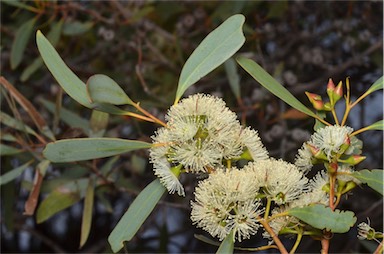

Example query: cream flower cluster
[150,94,268,196]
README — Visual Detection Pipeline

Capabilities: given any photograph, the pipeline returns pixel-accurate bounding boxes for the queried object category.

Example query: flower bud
[327,162,338,173]
[308,144,328,160]
[341,181,357,194]
[334,81,343,101]
[338,135,351,154]
[327,79,343,105]
[339,155,366,166]
[305,92,324,110]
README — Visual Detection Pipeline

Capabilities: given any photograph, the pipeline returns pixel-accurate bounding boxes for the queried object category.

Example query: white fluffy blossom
[294,143,314,174]
[245,159,308,205]
[191,168,263,242]
[309,125,353,160]
[336,164,361,185]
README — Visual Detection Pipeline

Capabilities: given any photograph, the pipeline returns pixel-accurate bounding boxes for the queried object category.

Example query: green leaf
[362,120,384,131]
[11,18,36,69]
[236,56,317,118]
[36,189,81,223]
[87,74,134,105]
[21,20,63,81]
[175,14,245,103]
[89,110,109,138]
[0,144,22,156]
[216,230,234,254]
[224,58,241,99]
[36,30,93,108]
[39,98,90,134]
[62,21,94,36]
[0,160,34,186]
[108,179,166,253]
[43,138,152,162]
[351,169,383,195]
[288,204,356,233]
[80,178,95,248]
[366,76,383,94]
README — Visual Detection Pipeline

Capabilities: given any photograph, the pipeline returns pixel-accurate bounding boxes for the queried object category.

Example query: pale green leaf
[108,179,166,253]
[175,14,245,103]
[62,21,94,36]
[236,56,317,118]
[224,58,241,99]
[362,120,384,131]
[11,18,36,69]
[37,30,93,108]
[288,204,356,233]
[2,0,38,11]
[36,189,81,223]
[0,160,34,186]
[39,98,90,134]
[21,20,63,81]
[366,76,383,94]
[216,230,234,254]
[0,144,22,156]
[351,169,383,195]
[0,112,38,136]
[43,138,151,162]
[80,178,95,248]
[89,110,109,138]
[87,74,134,105]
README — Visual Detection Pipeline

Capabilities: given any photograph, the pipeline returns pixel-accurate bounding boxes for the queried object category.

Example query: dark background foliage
[1,1,382,253]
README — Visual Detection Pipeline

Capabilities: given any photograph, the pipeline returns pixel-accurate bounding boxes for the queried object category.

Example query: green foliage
[236,56,317,118]
[87,74,134,105]
[43,138,152,162]
[224,58,241,100]
[363,120,384,131]
[11,17,36,69]
[175,14,245,103]
[108,179,166,253]
[351,169,383,195]
[366,76,383,94]
[216,230,234,254]
[0,160,34,186]
[288,204,357,233]
[80,178,95,248]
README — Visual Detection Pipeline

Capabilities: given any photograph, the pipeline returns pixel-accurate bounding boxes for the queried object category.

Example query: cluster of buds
[305,79,343,111]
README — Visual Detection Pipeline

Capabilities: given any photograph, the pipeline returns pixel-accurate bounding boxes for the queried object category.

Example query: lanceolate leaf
[175,14,245,103]
[0,160,34,186]
[366,76,383,94]
[108,179,166,253]
[236,56,317,118]
[87,74,134,105]
[36,30,93,108]
[11,18,36,69]
[216,230,234,254]
[288,204,356,233]
[80,178,95,248]
[43,138,152,162]
[362,120,384,131]
[351,169,383,195]
[224,58,241,99]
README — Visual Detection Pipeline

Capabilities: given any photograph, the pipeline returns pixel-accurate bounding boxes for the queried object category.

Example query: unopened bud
[334,81,343,99]
[305,92,324,110]
[339,155,366,166]
[341,181,357,194]
[327,162,338,173]
[308,144,328,160]
[339,136,351,154]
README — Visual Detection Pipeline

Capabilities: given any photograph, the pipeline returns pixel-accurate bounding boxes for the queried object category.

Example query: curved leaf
[224,58,241,99]
[108,179,166,253]
[87,74,134,105]
[351,169,383,195]
[43,138,152,162]
[216,230,234,254]
[36,30,93,108]
[80,178,95,248]
[363,120,384,131]
[236,56,317,118]
[11,18,36,69]
[0,160,34,186]
[366,76,383,94]
[288,204,356,233]
[175,14,245,103]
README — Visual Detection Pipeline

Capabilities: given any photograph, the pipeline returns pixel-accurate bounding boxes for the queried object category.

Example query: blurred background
[1,1,383,253]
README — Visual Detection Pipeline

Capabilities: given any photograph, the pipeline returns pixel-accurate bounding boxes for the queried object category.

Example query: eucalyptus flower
[191,168,263,242]
[336,164,361,185]
[309,125,353,160]
[294,143,314,174]
[150,127,185,196]
[245,159,308,205]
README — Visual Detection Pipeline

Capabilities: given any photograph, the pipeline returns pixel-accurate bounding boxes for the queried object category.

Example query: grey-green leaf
[108,179,166,253]
[11,18,36,69]
[288,204,356,233]
[224,58,241,99]
[216,230,234,254]
[362,120,384,132]
[43,138,152,162]
[351,169,383,195]
[36,30,93,108]
[366,76,383,94]
[0,160,33,186]
[87,74,134,105]
[175,14,245,103]
[236,56,317,118]
[0,144,22,156]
